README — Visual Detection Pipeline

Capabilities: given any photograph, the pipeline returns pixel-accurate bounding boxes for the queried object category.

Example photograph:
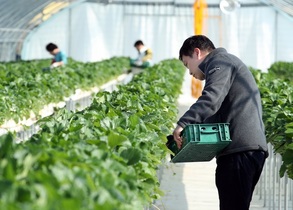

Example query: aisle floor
[153,157,266,210]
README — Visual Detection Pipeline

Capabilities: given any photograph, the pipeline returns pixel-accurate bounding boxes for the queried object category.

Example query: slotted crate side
[171,123,232,163]
[182,123,231,144]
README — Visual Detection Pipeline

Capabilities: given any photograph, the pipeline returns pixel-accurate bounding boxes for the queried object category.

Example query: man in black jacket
[173,35,268,210]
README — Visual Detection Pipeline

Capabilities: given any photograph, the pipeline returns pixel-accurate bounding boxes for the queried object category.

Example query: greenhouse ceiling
[1,0,292,35]
[0,0,292,62]
[260,0,293,18]
[0,0,80,43]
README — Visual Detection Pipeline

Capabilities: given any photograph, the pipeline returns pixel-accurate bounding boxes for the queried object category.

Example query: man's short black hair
[46,43,58,52]
[179,35,215,60]
[134,40,144,47]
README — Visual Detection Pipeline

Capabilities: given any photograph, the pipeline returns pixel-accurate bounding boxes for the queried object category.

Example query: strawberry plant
[250,66,293,179]
[0,59,185,209]
[0,57,130,125]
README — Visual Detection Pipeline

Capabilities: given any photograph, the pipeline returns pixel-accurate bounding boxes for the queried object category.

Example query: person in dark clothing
[172,35,268,210]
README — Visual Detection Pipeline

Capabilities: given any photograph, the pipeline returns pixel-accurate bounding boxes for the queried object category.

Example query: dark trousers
[215,151,266,210]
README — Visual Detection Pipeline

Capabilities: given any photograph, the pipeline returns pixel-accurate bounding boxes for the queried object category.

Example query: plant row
[0,57,130,125]
[250,61,293,179]
[0,59,185,210]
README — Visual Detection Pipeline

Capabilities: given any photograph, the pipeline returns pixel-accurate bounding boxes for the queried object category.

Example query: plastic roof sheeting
[0,0,81,61]
[260,0,293,19]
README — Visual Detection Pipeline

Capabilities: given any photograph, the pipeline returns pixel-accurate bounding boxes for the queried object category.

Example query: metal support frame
[254,143,293,210]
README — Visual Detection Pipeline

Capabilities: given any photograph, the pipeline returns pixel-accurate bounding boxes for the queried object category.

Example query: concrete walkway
[154,157,265,210]
[152,70,267,210]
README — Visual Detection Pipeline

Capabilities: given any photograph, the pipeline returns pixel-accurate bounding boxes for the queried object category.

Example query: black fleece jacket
[177,48,268,157]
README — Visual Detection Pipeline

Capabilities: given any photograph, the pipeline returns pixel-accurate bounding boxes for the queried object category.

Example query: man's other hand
[173,125,184,149]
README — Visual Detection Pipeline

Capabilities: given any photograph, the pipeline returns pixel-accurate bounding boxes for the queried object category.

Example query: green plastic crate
[171,123,231,163]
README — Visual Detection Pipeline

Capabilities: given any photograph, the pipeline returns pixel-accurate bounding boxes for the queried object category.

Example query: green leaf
[0,133,13,158]
[280,163,287,178]
[285,122,293,128]
[285,128,293,138]
[120,148,142,165]
[129,115,140,128]
[108,131,128,148]
[0,180,13,196]
[282,149,293,165]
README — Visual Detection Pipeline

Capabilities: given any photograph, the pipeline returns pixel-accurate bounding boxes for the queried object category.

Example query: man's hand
[173,125,184,149]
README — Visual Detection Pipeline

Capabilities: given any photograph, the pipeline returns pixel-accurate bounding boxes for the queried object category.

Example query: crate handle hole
[201,127,218,131]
